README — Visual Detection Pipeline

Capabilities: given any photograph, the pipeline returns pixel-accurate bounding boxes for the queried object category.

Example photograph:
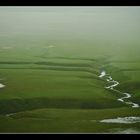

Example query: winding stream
[99,71,139,108]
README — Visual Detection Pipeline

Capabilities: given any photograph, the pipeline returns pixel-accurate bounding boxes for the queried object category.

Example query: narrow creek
[98,71,140,125]
[99,71,139,108]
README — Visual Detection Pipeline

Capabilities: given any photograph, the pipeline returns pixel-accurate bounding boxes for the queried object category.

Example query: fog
[0,6,140,42]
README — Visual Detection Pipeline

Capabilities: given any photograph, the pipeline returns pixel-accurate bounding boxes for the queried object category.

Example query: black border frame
[0,0,140,6]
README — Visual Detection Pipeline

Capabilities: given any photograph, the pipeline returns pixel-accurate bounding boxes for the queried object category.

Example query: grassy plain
[0,7,140,133]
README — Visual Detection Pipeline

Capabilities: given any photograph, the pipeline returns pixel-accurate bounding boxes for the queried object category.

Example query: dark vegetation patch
[77,75,104,81]
[0,61,32,64]
[0,61,92,67]
[119,69,140,72]
[0,60,100,75]
[0,97,123,115]
[0,66,99,76]
[117,81,140,92]
[35,56,108,67]
[110,61,140,63]
[35,56,96,62]
[35,61,91,67]
[36,66,99,75]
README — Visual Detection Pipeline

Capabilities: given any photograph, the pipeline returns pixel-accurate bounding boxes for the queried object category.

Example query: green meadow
[0,6,140,133]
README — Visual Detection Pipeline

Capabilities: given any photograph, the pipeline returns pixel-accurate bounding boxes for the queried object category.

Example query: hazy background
[0,6,140,41]
[0,6,140,60]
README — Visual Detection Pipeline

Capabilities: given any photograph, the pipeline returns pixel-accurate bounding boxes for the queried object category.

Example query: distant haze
[0,6,140,42]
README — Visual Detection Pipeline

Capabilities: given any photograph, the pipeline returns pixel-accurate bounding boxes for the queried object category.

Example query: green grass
[0,107,140,133]
[0,7,140,133]
[1,43,140,133]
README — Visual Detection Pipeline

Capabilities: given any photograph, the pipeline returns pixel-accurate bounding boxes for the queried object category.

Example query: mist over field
[0,6,140,133]
[0,7,140,40]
